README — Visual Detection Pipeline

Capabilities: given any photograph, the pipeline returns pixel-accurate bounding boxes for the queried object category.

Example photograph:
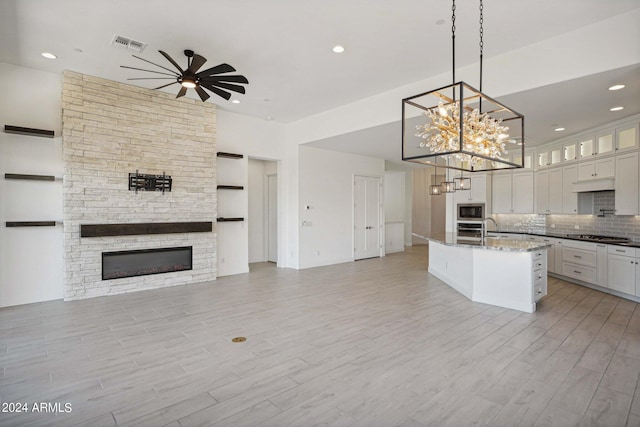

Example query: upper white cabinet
[596,130,615,156]
[492,172,533,214]
[616,121,639,152]
[563,141,577,163]
[536,168,562,214]
[579,136,594,159]
[614,151,639,215]
[577,157,615,181]
[562,165,578,214]
[453,173,491,205]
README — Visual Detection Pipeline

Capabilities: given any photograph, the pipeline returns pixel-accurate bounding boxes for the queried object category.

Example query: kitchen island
[426,233,551,313]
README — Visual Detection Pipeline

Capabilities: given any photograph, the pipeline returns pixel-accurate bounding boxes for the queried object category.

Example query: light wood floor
[2,245,640,427]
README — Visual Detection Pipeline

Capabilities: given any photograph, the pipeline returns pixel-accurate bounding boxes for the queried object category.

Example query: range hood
[572,178,615,193]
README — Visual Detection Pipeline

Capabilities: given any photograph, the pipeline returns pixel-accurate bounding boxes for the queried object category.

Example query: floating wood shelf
[217,185,244,190]
[6,221,57,227]
[5,173,56,181]
[217,217,244,222]
[4,125,55,138]
[217,152,243,159]
[81,221,213,238]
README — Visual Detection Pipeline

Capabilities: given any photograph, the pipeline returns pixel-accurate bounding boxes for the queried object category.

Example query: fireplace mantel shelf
[81,221,213,238]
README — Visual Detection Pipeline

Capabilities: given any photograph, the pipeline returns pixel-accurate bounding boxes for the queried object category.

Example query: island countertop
[423,232,551,252]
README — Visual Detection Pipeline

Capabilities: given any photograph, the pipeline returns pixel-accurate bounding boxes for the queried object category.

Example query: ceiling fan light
[181,77,197,89]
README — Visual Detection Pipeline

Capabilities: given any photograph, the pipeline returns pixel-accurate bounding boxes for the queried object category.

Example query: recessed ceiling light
[41,52,57,59]
[608,84,625,91]
[332,45,345,54]
[231,99,240,104]
[610,106,624,111]
[554,127,565,132]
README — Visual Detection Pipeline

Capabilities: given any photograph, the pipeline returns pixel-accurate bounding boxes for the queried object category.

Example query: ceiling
[1,0,639,162]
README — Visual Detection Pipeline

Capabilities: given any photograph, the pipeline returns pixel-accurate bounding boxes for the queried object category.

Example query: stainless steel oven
[457,222,484,238]
[457,203,484,221]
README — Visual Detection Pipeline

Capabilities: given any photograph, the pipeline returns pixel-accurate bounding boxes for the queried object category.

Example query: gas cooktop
[565,234,629,244]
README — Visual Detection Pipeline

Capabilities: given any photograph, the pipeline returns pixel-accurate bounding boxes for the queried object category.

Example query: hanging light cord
[479,0,484,92]
[451,0,456,85]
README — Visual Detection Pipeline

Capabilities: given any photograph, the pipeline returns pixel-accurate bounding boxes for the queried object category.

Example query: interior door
[354,176,381,260]
[267,174,277,263]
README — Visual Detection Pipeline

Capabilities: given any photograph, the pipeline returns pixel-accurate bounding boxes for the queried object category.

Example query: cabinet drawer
[562,262,597,284]
[534,284,546,302]
[533,250,545,261]
[608,246,635,256]
[562,247,596,266]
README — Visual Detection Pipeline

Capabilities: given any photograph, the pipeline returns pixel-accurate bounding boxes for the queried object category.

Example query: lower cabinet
[607,246,638,296]
[561,240,597,284]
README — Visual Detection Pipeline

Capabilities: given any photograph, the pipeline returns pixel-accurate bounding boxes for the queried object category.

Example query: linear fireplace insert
[102,246,192,280]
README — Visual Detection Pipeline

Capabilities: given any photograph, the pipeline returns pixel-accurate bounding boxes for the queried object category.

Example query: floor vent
[111,35,147,53]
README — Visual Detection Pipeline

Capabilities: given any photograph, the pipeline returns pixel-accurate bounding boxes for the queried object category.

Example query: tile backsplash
[493,191,640,242]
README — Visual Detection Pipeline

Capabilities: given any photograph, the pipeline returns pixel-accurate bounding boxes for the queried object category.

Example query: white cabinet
[596,244,608,288]
[492,172,533,214]
[608,246,636,295]
[454,173,491,211]
[536,168,562,214]
[579,137,595,159]
[615,152,639,215]
[596,130,615,156]
[536,170,549,214]
[577,157,615,181]
[616,122,638,152]
[563,141,577,163]
[562,165,578,214]
[537,236,558,274]
[561,240,597,284]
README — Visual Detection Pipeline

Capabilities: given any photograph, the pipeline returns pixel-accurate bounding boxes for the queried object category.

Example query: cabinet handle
[536,290,542,295]
[574,270,582,274]
[597,244,605,247]
[537,263,543,267]
[574,255,582,259]
[616,249,626,252]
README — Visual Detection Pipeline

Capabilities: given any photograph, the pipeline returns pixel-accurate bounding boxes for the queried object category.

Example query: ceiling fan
[121,49,248,102]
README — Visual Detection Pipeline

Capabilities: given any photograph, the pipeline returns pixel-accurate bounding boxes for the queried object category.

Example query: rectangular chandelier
[402,81,525,172]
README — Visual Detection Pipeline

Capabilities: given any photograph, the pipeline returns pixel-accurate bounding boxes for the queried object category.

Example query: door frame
[352,174,384,261]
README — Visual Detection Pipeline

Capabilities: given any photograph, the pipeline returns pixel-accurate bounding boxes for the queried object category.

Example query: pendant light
[401,0,525,172]
[429,165,442,195]
[454,172,471,190]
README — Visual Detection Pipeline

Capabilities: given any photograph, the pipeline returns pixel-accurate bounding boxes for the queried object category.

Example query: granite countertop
[425,232,551,252]
[487,230,640,248]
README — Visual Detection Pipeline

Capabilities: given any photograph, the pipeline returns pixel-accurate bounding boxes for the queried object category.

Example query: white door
[267,174,277,263]
[354,176,381,260]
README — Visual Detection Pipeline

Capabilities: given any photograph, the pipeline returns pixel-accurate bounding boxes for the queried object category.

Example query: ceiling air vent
[111,35,147,53]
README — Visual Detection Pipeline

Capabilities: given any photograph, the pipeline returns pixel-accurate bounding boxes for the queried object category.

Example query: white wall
[384,171,406,222]
[0,62,63,307]
[298,146,384,269]
[248,159,278,263]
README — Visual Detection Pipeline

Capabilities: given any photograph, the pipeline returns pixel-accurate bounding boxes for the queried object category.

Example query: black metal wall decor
[129,170,172,193]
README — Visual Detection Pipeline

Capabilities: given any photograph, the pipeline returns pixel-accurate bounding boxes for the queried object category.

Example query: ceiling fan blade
[206,81,246,94]
[201,74,249,84]
[188,54,207,74]
[195,85,210,102]
[120,65,178,77]
[176,86,188,98]
[153,82,179,90]
[131,55,181,75]
[159,50,184,73]
[200,83,232,100]
[196,63,236,77]
[127,77,175,80]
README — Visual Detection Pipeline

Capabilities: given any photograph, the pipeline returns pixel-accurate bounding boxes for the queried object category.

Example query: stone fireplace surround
[62,71,217,300]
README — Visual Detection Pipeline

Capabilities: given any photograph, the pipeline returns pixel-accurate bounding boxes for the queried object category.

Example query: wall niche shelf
[217,185,244,190]
[217,217,244,222]
[5,173,57,181]
[6,221,58,227]
[217,152,243,159]
[4,125,54,138]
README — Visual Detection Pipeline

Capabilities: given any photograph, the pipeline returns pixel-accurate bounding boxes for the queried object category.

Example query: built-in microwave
[457,203,484,221]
